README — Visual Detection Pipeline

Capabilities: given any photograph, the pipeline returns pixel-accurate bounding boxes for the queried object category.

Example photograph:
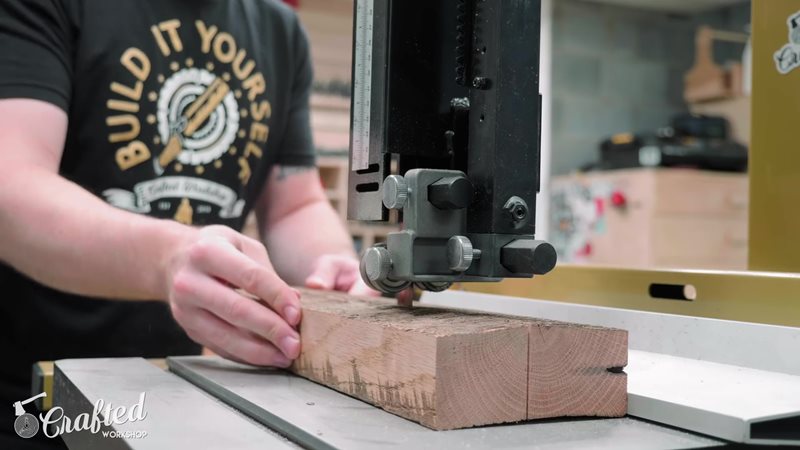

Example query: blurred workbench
[551,168,748,270]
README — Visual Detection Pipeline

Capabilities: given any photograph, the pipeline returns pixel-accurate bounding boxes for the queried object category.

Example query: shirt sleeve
[0,0,75,112]
[275,15,316,167]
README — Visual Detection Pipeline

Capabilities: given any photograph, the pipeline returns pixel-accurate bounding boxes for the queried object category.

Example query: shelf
[310,94,350,112]
[348,223,399,235]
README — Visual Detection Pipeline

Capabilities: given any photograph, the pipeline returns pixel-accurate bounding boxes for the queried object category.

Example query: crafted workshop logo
[774,11,800,74]
[102,19,273,225]
[13,392,148,440]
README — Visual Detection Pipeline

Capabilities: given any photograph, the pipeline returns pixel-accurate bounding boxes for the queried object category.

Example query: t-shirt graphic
[102,19,275,226]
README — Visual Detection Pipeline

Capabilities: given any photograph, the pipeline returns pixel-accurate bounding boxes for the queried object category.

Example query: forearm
[264,199,355,285]
[0,165,192,301]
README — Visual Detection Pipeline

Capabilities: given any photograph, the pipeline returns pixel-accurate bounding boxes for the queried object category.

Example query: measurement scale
[351,0,374,171]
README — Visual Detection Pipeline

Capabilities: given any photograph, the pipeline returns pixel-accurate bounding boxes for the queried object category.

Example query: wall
[296,0,353,96]
[550,0,751,176]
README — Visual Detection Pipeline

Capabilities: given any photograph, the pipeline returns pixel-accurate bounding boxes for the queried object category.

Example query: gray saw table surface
[52,356,725,450]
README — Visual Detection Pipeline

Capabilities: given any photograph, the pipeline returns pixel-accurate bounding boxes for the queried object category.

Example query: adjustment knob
[429,176,474,210]
[447,235,479,272]
[362,246,393,282]
[383,175,409,210]
[501,239,557,275]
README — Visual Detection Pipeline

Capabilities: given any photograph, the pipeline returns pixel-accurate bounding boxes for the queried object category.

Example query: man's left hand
[304,254,376,296]
[304,254,415,304]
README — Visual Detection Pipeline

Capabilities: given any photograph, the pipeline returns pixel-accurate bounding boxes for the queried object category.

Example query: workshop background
[249,0,754,272]
[25,2,800,448]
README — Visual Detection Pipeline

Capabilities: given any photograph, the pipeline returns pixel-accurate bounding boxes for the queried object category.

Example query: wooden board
[290,289,628,430]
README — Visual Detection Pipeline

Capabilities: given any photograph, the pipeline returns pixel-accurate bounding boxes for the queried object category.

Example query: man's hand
[165,225,301,368]
[305,254,414,304]
[304,254,377,296]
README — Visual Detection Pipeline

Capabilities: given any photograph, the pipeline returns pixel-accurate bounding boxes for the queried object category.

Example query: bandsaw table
[50,290,800,449]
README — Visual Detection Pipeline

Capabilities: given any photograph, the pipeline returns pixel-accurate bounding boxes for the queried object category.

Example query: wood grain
[290,289,627,430]
[528,322,627,419]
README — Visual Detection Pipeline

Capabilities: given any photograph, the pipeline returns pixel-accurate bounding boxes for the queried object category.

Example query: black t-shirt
[0,0,314,446]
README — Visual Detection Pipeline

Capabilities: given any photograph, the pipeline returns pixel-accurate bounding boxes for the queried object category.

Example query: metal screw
[472,76,490,90]
[447,236,481,272]
[504,196,529,224]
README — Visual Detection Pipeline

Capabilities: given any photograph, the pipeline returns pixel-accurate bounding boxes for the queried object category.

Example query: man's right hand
[164,225,301,368]
[0,99,297,368]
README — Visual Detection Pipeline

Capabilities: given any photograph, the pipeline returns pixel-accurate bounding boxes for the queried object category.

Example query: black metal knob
[428,177,474,210]
[501,240,557,275]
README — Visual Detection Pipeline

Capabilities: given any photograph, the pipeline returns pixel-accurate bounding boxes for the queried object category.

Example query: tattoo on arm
[276,165,314,181]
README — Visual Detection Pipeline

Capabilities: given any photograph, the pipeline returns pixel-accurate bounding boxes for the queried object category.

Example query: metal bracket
[361,169,556,294]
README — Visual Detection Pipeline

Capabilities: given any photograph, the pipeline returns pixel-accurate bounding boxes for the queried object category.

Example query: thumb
[305,256,339,290]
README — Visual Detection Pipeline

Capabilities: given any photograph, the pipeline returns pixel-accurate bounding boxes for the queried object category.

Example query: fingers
[307,255,413,305]
[347,276,413,305]
[172,271,300,359]
[239,235,277,273]
[304,255,417,308]
[189,236,301,326]
[306,254,364,293]
[305,255,341,290]
[396,288,414,307]
[178,306,291,367]
[347,276,381,297]
[334,267,360,292]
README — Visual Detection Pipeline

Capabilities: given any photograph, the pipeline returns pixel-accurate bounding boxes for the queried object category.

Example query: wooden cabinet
[317,155,348,221]
[550,168,748,270]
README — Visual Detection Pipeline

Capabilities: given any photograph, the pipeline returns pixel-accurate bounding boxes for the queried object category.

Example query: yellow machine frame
[460,2,800,328]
